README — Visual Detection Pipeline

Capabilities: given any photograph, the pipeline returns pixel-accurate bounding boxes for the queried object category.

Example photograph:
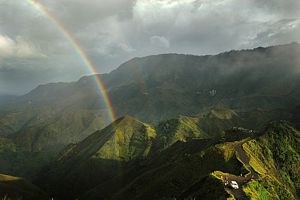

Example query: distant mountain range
[0,43,299,199]
[1,43,300,151]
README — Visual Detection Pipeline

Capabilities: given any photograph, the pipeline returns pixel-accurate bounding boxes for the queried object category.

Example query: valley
[0,44,299,199]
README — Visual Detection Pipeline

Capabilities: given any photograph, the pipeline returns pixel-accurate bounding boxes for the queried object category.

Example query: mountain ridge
[0,43,300,181]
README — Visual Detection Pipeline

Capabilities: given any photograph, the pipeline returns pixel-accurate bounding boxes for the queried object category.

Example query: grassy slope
[154,116,207,150]
[243,122,300,199]
[154,108,289,151]
[82,140,245,200]
[93,116,156,161]
[32,109,300,199]
[35,116,157,199]
[38,112,244,199]
[57,115,156,163]
[82,121,300,200]
[0,107,291,180]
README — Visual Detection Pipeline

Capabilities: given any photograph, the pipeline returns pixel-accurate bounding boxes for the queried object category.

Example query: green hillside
[35,110,274,199]
[154,116,207,150]
[0,107,294,180]
[242,122,300,199]
[0,43,300,153]
[0,44,299,199]
[82,139,243,200]
[58,115,156,162]
[35,116,156,199]
[36,115,216,199]
[30,111,300,200]
[81,121,300,200]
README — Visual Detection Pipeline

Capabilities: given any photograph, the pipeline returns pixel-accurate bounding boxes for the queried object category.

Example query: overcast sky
[0,0,300,95]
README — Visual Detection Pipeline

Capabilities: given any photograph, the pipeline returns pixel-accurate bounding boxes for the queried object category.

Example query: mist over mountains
[0,43,300,199]
[0,95,16,105]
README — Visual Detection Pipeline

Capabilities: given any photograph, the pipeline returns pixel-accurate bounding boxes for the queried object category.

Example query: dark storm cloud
[0,0,299,95]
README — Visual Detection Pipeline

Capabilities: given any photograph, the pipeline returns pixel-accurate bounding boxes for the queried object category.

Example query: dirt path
[222,140,258,200]
[235,142,258,179]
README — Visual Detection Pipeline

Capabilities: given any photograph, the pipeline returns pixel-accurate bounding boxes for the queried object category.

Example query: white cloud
[150,35,170,48]
[0,35,14,58]
[247,19,300,47]
[1,0,300,94]
[0,35,46,59]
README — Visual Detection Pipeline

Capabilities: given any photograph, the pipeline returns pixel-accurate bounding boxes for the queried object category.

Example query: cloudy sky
[0,0,300,95]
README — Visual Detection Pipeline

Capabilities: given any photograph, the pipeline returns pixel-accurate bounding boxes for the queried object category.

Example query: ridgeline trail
[223,139,258,200]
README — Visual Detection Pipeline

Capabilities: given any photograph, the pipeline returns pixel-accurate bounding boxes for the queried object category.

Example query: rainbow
[27,0,116,122]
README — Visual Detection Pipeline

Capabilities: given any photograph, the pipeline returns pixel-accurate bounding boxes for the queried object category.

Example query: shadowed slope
[0,174,48,200]
[36,116,156,199]
[82,121,300,200]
